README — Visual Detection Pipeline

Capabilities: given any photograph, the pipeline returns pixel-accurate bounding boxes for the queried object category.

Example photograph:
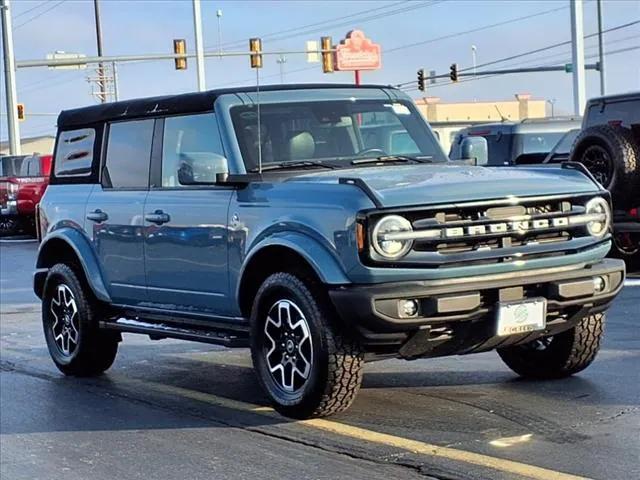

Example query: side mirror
[460,136,488,166]
[178,153,229,185]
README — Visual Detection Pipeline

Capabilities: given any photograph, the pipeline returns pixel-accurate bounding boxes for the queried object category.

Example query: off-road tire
[570,125,640,208]
[498,313,605,379]
[42,263,119,376]
[250,272,364,419]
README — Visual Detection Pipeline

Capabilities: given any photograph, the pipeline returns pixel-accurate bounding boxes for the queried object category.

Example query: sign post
[334,30,381,85]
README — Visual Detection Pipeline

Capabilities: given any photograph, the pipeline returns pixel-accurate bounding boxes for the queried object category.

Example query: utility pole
[1,0,21,155]
[570,0,586,115]
[93,0,106,103]
[596,0,606,95]
[192,0,206,92]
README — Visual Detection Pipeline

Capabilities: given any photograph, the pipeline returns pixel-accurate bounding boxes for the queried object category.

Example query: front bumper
[329,259,625,358]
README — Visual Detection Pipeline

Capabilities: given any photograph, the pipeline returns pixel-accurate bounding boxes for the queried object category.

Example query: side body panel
[143,189,233,314]
[84,188,148,305]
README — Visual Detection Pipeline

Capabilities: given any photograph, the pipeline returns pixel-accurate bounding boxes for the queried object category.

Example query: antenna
[256,68,262,174]
[494,104,508,122]
[249,38,264,174]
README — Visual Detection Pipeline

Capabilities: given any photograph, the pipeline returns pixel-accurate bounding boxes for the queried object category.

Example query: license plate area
[496,298,547,337]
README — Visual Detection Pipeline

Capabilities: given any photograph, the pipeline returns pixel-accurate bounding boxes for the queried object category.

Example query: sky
[1,0,639,142]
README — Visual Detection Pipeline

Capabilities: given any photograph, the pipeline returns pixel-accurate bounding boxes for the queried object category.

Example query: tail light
[629,207,638,218]
[7,182,18,200]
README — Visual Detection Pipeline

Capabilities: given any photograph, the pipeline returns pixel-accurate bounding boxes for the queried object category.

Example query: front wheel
[42,263,119,376]
[497,313,605,379]
[250,273,364,418]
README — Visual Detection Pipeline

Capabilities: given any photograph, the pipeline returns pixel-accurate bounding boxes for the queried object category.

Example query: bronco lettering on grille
[444,217,571,238]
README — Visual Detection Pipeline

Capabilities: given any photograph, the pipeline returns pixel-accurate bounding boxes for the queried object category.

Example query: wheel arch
[236,234,351,318]
[34,228,111,303]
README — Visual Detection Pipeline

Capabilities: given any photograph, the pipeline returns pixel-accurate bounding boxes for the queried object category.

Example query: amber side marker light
[356,223,365,252]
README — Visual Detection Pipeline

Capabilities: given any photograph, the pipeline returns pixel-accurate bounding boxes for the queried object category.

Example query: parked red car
[0,153,52,236]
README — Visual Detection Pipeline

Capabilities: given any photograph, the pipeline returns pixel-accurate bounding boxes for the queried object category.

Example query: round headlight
[372,215,413,259]
[585,197,610,237]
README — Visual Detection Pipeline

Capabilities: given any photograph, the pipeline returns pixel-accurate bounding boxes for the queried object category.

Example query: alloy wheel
[50,284,80,356]
[581,145,612,187]
[263,299,313,393]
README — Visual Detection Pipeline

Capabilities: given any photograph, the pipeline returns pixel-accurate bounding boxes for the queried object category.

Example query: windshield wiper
[249,161,337,172]
[351,155,433,165]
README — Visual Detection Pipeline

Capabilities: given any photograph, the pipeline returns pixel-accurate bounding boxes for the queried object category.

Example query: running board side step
[100,318,249,348]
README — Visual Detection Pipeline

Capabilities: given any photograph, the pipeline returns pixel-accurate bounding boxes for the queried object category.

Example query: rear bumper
[1,201,18,216]
[329,259,625,357]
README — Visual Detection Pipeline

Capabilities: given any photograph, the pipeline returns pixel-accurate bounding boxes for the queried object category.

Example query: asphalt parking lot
[1,239,638,480]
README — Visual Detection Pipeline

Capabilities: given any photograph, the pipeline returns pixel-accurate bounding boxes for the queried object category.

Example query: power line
[205,0,407,49]
[204,1,440,51]
[461,19,640,73]
[402,44,640,93]
[386,5,568,54]
[13,1,49,19]
[14,0,65,29]
[210,4,572,88]
[397,19,640,88]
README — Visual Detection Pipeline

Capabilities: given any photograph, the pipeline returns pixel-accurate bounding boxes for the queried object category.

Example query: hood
[287,164,600,207]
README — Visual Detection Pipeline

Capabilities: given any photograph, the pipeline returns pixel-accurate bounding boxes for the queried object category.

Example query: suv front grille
[368,194,605,267]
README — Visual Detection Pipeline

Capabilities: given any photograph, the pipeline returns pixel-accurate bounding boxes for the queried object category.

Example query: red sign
[335,30,381,71]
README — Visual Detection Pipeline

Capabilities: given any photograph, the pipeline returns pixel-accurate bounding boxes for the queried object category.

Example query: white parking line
[624,279,640,287]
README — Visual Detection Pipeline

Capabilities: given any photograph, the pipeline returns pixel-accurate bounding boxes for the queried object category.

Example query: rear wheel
[42,263,119,376]
[497,313,604,379]
[569,125,640,208]
[250,273,364,418]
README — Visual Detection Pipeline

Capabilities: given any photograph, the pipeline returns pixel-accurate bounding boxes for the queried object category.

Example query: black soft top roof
[57,83,392,129]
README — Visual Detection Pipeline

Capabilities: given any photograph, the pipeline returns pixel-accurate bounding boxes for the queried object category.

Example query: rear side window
[55,128,95,177]
[104,119,154,189]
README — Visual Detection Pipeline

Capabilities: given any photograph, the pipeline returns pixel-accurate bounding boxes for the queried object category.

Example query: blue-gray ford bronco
[35,84,625,418]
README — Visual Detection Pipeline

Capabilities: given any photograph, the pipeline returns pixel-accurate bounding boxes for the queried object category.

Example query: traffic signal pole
[192,0,206,92]
[570,0,586,115]
[1,0,21,155]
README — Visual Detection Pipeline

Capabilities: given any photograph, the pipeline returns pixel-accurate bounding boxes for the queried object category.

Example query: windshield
[0,156,26,177]
[516,132,566,155]
[230,99,447,171]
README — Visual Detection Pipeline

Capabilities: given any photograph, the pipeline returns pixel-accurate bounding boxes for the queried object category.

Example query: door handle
[145,210,170,225]
[86,209,108,223]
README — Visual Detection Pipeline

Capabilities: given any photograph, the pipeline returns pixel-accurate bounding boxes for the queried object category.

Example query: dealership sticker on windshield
[496,298,546,337]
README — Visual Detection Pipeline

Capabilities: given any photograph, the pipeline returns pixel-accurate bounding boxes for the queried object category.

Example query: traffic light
[449,63,458,82]
[417,69,426,92]
[249,38,263,68]
[173,39,187,70]
[321,36,333,73]
[17,103,25,121]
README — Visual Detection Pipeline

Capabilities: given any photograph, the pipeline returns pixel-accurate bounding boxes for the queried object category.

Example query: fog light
[593,276,607,293]
[400,299,419,317]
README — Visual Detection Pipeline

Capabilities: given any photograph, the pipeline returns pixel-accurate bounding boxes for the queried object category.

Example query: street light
[277,55,287,83]
[216,9,223,58]
[471,44,477,77]
[547,98,557,118]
